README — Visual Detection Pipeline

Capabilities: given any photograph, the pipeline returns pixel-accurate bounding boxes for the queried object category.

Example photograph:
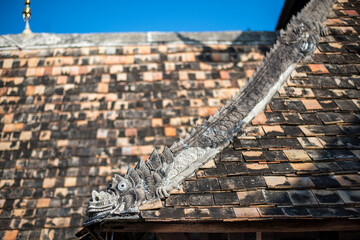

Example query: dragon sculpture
[84,0,335,226]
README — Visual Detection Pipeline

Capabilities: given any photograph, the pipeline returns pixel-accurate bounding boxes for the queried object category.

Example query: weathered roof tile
[197,178,221,191]
[218,176,244,191]
[208,207,236,219]
[214,192,239,205]
[313,190,344,205]
[264,176,291,189]
[337,190,360,204]
[310,176,341,188]
[268,163,295,173]
[287,177,315,188]
[283,150,311,161]
[288,190,318,206]
[283,207,311,217]
[237,190,266,206]
[258,207,285,217]
[234,207,260,218]
[241,176,267,189]
[315,162,343,172]
[263,190,292,206]
[224,163,248,175]
[337,161,360,171]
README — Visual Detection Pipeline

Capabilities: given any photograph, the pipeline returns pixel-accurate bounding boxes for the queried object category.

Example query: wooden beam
[95,219,360,233]
[256,232,262,240]
[86,227,103,240]
[157,233,188,240]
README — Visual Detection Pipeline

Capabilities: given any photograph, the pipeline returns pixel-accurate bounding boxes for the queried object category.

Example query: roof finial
[22,0,32,35]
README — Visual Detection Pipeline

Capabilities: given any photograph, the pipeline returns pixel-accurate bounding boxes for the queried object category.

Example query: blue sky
[0,0,285,35]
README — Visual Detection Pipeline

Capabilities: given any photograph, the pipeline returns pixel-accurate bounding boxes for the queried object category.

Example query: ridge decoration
[83,0,336,226]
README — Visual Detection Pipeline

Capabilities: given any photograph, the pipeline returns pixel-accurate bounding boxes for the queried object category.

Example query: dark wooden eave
[276,0,310,30]
[83,219,360,233]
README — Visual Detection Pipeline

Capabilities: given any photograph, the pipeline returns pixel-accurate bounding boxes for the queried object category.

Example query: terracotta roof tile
[234,207,260,218]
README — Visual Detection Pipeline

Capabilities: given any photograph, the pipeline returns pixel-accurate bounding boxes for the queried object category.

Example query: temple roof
[1,0,360,239]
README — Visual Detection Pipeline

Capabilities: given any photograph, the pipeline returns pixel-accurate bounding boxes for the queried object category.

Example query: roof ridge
[0,31,277,49]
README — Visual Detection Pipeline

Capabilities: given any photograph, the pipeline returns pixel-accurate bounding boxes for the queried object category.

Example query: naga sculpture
[87,146,218,223]
[84,0,335,226]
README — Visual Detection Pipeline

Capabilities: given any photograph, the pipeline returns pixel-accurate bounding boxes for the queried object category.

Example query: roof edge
[0,31,277,50]
[78,219,360,235]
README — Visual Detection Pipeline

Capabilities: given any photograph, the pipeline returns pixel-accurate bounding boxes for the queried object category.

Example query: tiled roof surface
[0,33,273,238]
[139,0,360,222]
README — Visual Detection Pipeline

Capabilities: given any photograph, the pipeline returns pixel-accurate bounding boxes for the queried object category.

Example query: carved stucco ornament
[85,146,218,224]
[83,0,335,226]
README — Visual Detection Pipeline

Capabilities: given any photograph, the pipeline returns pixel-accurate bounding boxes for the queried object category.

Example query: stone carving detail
[280,19,328,56]
[87,147,172,221]
[84,0,335,226]
[86,147,218,224]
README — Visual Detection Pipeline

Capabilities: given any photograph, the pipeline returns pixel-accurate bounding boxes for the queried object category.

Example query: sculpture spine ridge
[84,0,335,225]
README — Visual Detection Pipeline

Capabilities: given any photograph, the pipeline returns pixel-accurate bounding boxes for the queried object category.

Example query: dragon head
[85,174,135,223]
[86,189,118,220]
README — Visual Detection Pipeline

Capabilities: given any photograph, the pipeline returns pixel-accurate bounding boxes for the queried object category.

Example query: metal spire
[22,0,32,34]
